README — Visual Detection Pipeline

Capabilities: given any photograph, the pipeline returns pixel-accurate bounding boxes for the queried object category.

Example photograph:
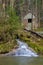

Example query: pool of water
[0,56,43,65]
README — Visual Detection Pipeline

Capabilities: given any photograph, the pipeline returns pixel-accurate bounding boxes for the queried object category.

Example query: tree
[42,0,43,9]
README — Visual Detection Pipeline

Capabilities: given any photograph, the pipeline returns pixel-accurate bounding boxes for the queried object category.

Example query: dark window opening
[28,19,32,23]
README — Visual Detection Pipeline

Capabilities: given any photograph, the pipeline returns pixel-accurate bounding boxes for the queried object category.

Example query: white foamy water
[14,39,38,57]
[6,39,38,57]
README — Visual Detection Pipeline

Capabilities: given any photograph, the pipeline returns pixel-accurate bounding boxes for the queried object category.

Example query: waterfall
[6,39,38,57]
[14,39,38,57]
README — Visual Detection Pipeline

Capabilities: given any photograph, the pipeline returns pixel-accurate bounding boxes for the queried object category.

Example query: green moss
[24,40,43,55]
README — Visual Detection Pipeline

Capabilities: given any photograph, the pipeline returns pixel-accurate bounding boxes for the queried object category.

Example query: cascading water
[14,39,38,57]
[6,39,38,57]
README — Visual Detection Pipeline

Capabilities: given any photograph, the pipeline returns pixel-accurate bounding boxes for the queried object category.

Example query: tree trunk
[10,0,14,9]
[35,0,38,29]
[42,0,43,9]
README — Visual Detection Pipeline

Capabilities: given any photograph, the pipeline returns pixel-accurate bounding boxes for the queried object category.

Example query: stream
[0,40,43,65]
[15,39,38,57]
[5,39,38,57]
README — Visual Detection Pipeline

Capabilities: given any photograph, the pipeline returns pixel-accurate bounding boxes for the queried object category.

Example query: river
[0,39,43,65]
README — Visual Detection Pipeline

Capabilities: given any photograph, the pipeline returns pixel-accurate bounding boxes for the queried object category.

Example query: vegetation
[16,30,43,55]
[0,0,43,55]
[34,27,43,31]
[0,6,22,53]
